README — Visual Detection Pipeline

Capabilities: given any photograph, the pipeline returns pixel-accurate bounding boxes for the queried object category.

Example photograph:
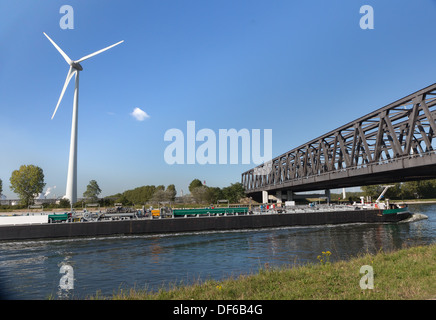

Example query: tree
[385,183,402,199]
[401,180,436,199]
[222,182,245,203]
[166,184,177,201]
[58,198,71,208]
[123,185,156,204]
[205,187,223,204]
[416,180,436,199]
[150,185,177,203]
[116,193,133,206]
[9,164,46,205]
[191,185,209,204]
[151,189,168,202]
[401,181,419,199]
[83,180,102,202]
[361,185,384,200]
[361,183,401,200]
[189,179,203,193]
[0,178,2,197]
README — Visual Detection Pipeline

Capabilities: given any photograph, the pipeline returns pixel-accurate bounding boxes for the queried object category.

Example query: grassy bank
[100,244,436,300]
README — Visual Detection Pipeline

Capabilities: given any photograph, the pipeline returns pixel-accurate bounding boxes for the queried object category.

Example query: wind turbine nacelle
[72,62,83,71]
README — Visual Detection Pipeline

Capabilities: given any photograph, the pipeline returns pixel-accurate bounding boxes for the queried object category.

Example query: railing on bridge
[242,83,436,194]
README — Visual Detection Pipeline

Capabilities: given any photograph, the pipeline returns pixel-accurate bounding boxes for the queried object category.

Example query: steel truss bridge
[242,83,436,202]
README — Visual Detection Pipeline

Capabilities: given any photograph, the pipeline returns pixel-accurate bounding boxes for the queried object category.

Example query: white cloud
[130,107,150,121]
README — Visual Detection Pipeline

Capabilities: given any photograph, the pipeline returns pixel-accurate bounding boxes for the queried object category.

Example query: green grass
[93,244,436,300]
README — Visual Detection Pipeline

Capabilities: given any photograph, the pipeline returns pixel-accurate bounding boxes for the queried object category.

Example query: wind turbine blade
[51,66,76,120]
[43,32,73,65]
[76,40,124,63]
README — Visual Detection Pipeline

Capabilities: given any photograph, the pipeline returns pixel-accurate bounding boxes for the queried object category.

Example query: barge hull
[0,209,411,241]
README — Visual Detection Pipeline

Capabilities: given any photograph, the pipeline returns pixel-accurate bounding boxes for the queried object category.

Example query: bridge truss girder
[242,83,436,196]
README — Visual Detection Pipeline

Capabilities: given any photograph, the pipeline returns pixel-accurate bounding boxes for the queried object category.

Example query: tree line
[187,179,245,204]
[107,179,246,206]
[361,180,436,200]
[0,164,246,207]
[329,180,436,203]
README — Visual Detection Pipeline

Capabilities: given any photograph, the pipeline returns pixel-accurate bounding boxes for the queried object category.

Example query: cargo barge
[0,203,412,241]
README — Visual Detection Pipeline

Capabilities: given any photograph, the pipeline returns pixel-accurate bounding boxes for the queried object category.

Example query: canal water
[0,204,434,299]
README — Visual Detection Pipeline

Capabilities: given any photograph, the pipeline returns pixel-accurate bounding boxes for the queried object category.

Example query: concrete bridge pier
[262,191,268,204]
[261,189,331,204]
[325,189,331,203]
[262,190,284,204]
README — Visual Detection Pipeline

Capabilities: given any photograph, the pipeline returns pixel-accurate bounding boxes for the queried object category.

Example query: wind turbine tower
[44,33,123,205]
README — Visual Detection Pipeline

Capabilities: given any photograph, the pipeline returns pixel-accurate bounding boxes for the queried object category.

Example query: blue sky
[2,0,436,199]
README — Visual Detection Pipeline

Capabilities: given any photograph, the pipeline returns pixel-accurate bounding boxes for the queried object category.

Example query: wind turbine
[44,32,123,206]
